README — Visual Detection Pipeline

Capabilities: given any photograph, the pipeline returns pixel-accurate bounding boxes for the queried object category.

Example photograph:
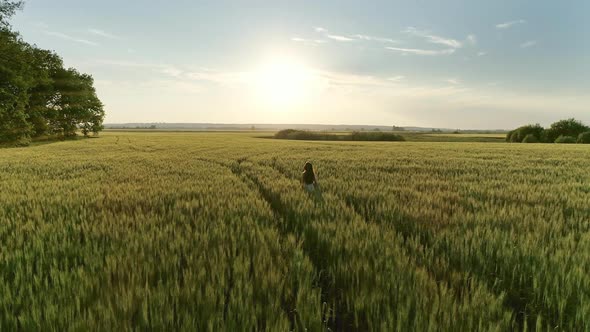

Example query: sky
[10,0,590,129]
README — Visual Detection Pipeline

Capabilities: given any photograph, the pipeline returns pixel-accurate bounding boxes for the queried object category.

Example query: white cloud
[466,34,477,45]
[446,78,460,85]
[386,46,455,56]
[95,60,250,88]
[43,31,98,46]
[351,34,398,44]
[326,34,355,42]
[313,27,397,44]
[520,40,537,48]
[495,19,526,29]
[404,27,462,48]
[88,28,120,40]
[477,51,487,56]
[313,27,355,42]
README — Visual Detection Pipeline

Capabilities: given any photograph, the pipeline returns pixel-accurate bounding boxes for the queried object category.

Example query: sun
[252,57,313,106]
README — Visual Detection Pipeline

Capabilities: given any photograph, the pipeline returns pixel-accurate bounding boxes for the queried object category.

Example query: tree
[0,28,32,144]
[25,48,64,137]
[49,68,104,137]
[522,134,538,143]
[577,132,590,144]
[545,118,589,143]
[0,1,23,27]
[0,1,105,144]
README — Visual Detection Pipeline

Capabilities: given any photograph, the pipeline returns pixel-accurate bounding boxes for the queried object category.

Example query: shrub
[350,131,405,141]
[274,129,405,141]
[507,124,544,143]
[554,135,576,144]
[522,134,538,143]
[274,129,324,140]
[274,129,298,139]
[577,131,590,144]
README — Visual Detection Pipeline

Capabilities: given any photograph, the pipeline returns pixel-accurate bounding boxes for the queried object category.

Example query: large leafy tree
[26,48,63,136]
[49,68,104,137]
[544,118,590,143]
[0,27,32,143]
[0,0,105,145]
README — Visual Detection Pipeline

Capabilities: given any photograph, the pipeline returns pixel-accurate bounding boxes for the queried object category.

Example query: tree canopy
[507,119,590,144]
[0,0,104,145]
[544,118,589,144]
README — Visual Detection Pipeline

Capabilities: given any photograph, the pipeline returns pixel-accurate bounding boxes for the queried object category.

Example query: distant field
[424,133,506,138]
[104,129,508,143]
[407,132,507,142]
[1,132,588,330]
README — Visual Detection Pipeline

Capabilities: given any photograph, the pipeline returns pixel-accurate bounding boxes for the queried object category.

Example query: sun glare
[253,58,313,106]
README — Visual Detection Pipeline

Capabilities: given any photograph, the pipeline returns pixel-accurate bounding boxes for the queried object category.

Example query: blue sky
[11,0,590,129]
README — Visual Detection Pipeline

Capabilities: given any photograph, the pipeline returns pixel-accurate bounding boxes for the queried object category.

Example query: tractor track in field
[190,155,323,331]
[231,159,359,332]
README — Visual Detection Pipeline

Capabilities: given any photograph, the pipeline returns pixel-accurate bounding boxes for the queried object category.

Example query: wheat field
[0,132,588,331]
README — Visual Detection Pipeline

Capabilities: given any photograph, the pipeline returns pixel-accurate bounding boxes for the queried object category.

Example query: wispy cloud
[351,34,398,44]
[466,34,477,45]
[317,71,472,100]
[403,27,462,48]
[313,27,355,42]
[520,40,537,48]
[88,28,120,40]
[43,31,98,46]
[326,34,355,42]
[477,51,487,56]
[446,78,460,85]
[386,46,455,56]
[313,27,397,44]
[496,19,526,29]
[95,59,248,86]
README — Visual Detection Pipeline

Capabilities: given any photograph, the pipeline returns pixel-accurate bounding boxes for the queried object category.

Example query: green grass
[0,131,588,330]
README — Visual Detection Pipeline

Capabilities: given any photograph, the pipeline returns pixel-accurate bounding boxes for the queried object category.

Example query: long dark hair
[303,162,315,183]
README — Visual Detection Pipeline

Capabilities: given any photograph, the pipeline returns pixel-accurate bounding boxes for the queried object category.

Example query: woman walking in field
[302,162,317,192]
